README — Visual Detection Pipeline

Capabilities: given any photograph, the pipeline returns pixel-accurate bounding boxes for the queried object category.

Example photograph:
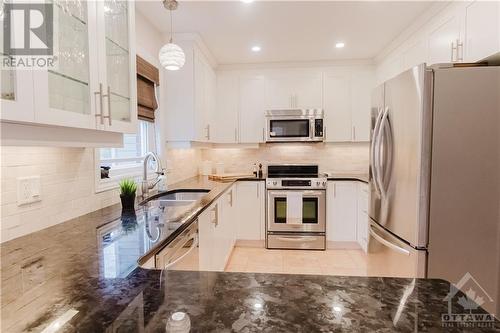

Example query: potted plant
[119,179,137,211]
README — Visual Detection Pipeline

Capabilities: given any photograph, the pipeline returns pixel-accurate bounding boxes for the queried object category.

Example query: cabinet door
[33,0,99,129]
[323,73,352,142]
[218,188,236,266]
[464,0,500,62]
[327,181,357,242]
[97,0,137,133]
[428,12,461,64]
[235,182,264,241]
[239,75,266,143]
[356,183,369,252]
[198,204,217,271]
[351,70,374,142]
[293,73,323,109]
[215,73,239,143]
[265,76,294,109]
[1,62,34,122]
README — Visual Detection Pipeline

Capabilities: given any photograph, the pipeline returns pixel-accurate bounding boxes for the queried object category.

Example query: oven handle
[267,190,325,196]
[164,233,199,269]
[277,236,319,242]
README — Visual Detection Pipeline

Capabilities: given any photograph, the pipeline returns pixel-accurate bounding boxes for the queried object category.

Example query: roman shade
[136,56,160,122]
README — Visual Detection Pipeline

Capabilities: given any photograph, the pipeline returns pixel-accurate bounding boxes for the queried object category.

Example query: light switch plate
[17,176,41,206]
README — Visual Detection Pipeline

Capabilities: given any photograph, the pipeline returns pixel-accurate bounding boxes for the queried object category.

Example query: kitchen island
[1,177,497,332]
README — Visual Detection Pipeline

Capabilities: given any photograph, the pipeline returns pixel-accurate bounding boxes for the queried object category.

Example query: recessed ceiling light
[251,45,261,52]
[335,42,345,49]
[241,0,254,3]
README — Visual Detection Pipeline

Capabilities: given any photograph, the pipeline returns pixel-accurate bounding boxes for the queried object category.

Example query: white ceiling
[136,1,436,65]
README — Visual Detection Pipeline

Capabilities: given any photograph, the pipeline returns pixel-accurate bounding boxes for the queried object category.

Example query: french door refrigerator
[368,63,499,316]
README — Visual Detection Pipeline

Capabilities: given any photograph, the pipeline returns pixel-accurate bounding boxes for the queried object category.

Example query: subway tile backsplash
[200,143,369,176]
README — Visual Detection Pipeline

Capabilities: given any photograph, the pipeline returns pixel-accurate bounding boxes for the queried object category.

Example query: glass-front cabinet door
[96,0,136,133]
[0,7,34,122]
[32,0,99,129]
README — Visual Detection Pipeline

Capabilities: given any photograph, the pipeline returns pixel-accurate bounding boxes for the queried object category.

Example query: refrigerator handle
[369,225,410,256]
[374,106,390,198]
[370,107,384,196]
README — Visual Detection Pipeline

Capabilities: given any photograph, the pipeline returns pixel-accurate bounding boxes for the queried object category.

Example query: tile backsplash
[0,147,120,243]
[201,143,369,175]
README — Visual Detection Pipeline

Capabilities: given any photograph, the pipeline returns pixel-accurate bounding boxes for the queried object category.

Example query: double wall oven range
[266,165,326,250]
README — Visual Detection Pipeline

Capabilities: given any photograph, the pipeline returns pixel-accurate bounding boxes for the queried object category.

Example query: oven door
[267,190,326,232]
[266,118,313,142]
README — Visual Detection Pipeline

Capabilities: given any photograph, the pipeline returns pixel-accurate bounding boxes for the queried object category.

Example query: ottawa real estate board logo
[442,272,496,328]
[2,2,55,69]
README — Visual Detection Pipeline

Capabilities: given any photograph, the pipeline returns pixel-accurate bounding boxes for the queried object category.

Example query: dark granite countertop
[325,173,369,183]
[1,176,497,332]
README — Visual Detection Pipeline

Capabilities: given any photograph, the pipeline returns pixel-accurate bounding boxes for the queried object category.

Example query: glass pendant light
[159,0,185,71]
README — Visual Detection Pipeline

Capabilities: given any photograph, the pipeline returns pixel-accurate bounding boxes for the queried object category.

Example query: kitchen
[1,0,499,332]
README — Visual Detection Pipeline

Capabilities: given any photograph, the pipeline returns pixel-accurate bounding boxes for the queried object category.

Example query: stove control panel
[266,178,327,190]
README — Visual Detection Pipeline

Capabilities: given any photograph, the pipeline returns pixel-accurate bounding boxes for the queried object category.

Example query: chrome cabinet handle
[262,127,265,142]
[210,205,218,226]
[94,83,104,125]
[369,226,409,256]
[106,85,112,126]
[205,125,210,141]
[457,39,463,62]
[234,128,238,142]
[451,41,456,62]
[352,125,356,141]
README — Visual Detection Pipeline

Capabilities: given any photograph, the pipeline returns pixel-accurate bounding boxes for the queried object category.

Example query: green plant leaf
[119,178,137,196]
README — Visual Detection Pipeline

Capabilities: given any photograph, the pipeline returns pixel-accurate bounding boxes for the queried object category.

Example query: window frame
[94,120,160,193]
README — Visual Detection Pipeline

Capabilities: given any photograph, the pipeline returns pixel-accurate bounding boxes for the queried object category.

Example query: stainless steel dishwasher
[155,220,200,271]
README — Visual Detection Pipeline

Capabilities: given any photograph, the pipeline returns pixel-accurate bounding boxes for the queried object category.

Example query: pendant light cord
[169,8,173,43]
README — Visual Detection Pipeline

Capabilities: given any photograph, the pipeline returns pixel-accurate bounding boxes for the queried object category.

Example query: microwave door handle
[164,233,199,269]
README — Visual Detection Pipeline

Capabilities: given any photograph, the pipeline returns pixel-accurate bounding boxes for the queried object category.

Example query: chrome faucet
[142,152,164,197]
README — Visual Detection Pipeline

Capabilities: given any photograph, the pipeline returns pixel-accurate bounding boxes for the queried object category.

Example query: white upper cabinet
[265,72,322,109]
[215,73,239,143]
[239,75,266,143]
[97,0,137,133]
[463,0,500,62]
[351,69,374,142]
[323,72,351,142]
[323,68,373,142]
[1,63,34,122]
[1,0,137,139]
[427,11,462,64]
[165,40,216,143]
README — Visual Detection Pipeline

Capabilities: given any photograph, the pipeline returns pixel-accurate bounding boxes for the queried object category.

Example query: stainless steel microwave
[265,109,324,142]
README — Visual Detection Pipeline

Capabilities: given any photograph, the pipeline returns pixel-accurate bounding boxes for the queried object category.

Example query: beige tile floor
[225,246,370,276]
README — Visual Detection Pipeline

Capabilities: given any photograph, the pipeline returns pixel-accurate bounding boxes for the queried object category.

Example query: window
[96,120,159,191]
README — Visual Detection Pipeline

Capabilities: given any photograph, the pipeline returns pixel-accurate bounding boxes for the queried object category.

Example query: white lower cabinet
[235,181,265,241]
[327,181,358,243]
[198,186,238,271]
[356,182,369,253]
[327,180,369,251]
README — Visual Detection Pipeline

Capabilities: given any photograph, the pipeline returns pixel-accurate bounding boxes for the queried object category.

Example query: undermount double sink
[141,189,210,208]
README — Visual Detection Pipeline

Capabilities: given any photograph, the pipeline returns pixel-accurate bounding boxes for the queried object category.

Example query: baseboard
[235,240,265,248]
[327,241,362,250]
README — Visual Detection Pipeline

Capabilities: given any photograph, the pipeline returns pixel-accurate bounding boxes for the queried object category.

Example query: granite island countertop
[1,176,497,332]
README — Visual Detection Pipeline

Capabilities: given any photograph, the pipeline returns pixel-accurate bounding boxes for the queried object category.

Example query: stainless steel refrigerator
[368,63,499,316]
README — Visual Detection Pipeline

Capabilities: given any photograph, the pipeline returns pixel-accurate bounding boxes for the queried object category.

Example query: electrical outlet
[17,176,41,206]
